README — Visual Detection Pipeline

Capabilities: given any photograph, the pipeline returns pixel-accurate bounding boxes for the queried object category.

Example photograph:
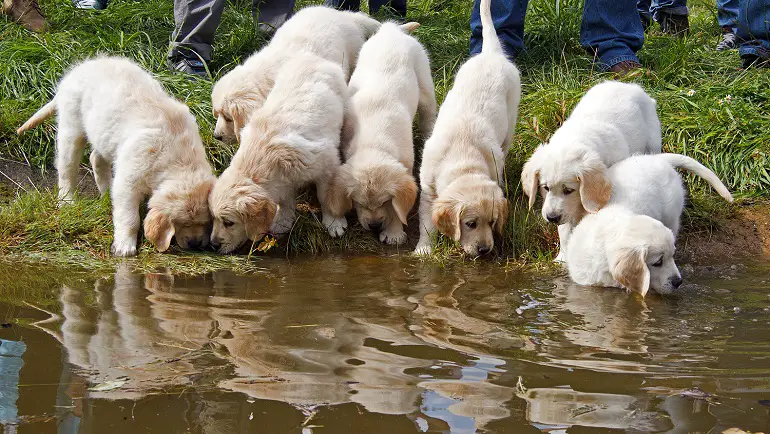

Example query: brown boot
[2,0,47,32]
[609,60,642,76]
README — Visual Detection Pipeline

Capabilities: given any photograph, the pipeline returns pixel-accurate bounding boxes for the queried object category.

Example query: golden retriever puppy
[211,6,390,143]
[208,53,350,254]
[520,81,661,262]
[414,0,520,256]
[335,22,436,245]
[566,205,682,297]
[17,57,215,256]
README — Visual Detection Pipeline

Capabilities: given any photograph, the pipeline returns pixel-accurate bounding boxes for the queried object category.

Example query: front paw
[413,242,432,256]
[380,228,407,245]
[111,240,138,257]
[324,216,347,238]
[554,251,567,264]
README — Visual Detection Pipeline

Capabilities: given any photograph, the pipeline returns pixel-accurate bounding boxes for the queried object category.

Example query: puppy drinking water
[521,81,662,261]
[17,57,216,257]
[336,22,437,245]
[414,0,521,256]
[208,53,351,254]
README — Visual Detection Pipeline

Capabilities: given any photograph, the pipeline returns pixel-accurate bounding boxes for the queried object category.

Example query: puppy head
[211,66,259,144]
[607,215,681,296]
[431,176,508,257]
[337,157,417,231]
[208,169,277,253]
[536,145,611,226]
[145,174,216,252]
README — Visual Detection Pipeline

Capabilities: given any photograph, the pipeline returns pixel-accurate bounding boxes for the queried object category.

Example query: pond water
[0,257,769,433]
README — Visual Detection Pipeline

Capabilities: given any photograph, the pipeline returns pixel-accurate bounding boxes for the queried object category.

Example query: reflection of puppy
[17,57,215,256]
[415,0,520,256]
[209,53,351,254]
[211,6,383,143]
[566,205,682,297]
[520,81,661,261]
[337,22,436,245]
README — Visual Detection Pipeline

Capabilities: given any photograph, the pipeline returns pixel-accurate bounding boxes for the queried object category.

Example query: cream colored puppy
[414,0,520,256]
[209,53,350,254]
[336,22,436,245]
[212,6,388,143]
[17,57,215,257]
[521,81,662,261]
[566,205,682,297]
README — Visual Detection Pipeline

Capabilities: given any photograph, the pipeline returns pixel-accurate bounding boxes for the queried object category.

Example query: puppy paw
[554,251,566,263]
[324,216,348,238]
[413,243,432,256]
[111,240,138,257]
[380,228,407,245]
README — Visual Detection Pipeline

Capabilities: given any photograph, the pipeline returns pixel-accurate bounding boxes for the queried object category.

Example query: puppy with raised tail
[17,57,216,257]
[208,53,351,254]
[336,22,436,245]
[521,81,662,261]
[414,0,520,256]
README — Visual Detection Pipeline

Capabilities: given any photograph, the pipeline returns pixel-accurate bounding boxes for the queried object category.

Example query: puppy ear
[521,166,539,210]
[238,196,277,241]
[432,198,461,241]
[325,166,353,218]
[230,101,251,143]
[144,208,175,252]
[578,163,611,213]
[610,247,650,297]
[495,199,509,235]
[391,173,418,225]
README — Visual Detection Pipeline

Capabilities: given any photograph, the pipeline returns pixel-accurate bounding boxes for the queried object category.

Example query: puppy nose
[187,239,202,250]
[210,239,221,250]
[369,221,383,231]
[671,276,683,288]
[477,246,491,255]
[213,132,223,140]
[546,214,561,224]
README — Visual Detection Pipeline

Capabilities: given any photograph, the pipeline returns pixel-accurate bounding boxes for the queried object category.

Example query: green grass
[1,0,768,269]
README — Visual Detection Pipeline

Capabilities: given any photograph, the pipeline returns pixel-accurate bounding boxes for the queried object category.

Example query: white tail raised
[17,99,57,134]
[659,153,734,202]
[480,0,503,55]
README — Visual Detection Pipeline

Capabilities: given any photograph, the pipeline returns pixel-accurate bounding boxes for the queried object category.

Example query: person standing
[324,0,406,20]
[637,0,690,35]
[715,0,739,50]
[737,0,770,67]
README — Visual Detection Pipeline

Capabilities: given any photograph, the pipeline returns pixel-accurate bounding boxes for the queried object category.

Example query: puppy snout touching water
[414,0,520,257]
[335,22,436,245]
[17,56,216,256]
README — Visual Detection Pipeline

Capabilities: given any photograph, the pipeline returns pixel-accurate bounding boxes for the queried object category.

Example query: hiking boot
[168,57,209,80]
[716,26,738,51]
[658,11,689,36]
[2,0,46,32]
[609,60,642,76]
[73,0,106,9]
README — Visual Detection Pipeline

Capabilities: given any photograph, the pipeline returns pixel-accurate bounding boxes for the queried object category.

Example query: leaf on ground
[89,379,127,392]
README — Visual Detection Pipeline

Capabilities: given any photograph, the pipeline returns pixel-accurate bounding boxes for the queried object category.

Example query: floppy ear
[238,196,277,241]
[144,208,175,252]
[390,173,418,225]
[324,166,353,217]
[578,162,611,213]
[495,199,509,235]
[230,100,253,143]
[432,198,461,241]
[521,164,539,210]
[610,247,650,297]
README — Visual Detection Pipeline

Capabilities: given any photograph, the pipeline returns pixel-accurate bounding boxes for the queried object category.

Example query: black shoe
[658,11,689,36]
[168,57,208,80]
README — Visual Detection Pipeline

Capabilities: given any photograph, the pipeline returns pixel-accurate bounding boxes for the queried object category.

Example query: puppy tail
[480,0,503,55]
[399,22,420,33]
[17,98,57,134]
[659,153,734,202]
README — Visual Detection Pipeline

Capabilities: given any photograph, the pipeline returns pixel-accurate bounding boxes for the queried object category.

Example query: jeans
[470,0,644,69]
[737,0,770,61]
[324,0,407,19]
[716,0,739,31]
[169,0,296,62]
[637,0,689,22]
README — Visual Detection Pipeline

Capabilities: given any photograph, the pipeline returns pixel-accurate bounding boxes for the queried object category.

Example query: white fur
[338,22,436,245]
[17,57,215,257]
[209,53,350,254]
[566,205,682,297]
[521,81,662,261]
[414,0,520,256]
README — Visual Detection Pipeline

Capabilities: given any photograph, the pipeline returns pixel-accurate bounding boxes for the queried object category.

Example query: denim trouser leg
[737,0,770,61]
[637,0,652,21]
[170,0,227,62]
[649,0,688,20]
[469,0,528,58]
[717,0,739,30]
[581,0,644,69]
[252,0,295,32]
[369,0,407,18]
[325,0,361,11]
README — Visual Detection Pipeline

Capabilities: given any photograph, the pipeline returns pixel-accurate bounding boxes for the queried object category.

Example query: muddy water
[0,257,769,433]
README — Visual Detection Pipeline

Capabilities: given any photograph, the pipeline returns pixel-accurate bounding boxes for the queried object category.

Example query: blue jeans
[737,0,770,61]
[717,0,739,31]
[637,0,689,22]
[324,0,406,18]
[469,0,644,69]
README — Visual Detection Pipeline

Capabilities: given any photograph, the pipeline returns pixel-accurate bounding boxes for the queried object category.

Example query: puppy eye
[563,187,574,195]
[652,258,663,267]
[222,115,232,123]
[222,219,234,228]
[465,221,477,229]
[543,186,550,192]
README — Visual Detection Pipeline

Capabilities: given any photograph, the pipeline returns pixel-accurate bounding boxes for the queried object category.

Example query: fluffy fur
[566,205,682,297]
[414,0,520,256]
[336,22,436,245]
[17,57,216,257]
[209,53,351,254]
[520,81,662,261]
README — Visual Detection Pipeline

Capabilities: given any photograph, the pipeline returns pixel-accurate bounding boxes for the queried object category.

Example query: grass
[1,0,768,270]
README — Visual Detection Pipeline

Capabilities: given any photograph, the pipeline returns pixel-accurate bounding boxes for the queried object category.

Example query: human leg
[651,0,689,35]
[253,0,295,32]
[469,0,528,59]
[324,0,361,12]
[580,0,644,71]
[168,0,226,74]
[737,0,770,67]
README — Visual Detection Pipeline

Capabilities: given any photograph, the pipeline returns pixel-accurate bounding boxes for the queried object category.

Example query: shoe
[658,11,689,36]
[168,57,209,79]
[740,54,770,69]
[716,27,738,51]
[2,0,46,32]
[609,60,642,76]
[73,0,106,9]
[640,13,652,32]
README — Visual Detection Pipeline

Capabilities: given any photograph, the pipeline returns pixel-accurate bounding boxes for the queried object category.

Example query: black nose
[478,246,491,255]
[187,239,202,249]
[671,276,683,288]
[213,132,223,140]
[210,239,221,250]
[369,221,383,231]
[546,214,561,224]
